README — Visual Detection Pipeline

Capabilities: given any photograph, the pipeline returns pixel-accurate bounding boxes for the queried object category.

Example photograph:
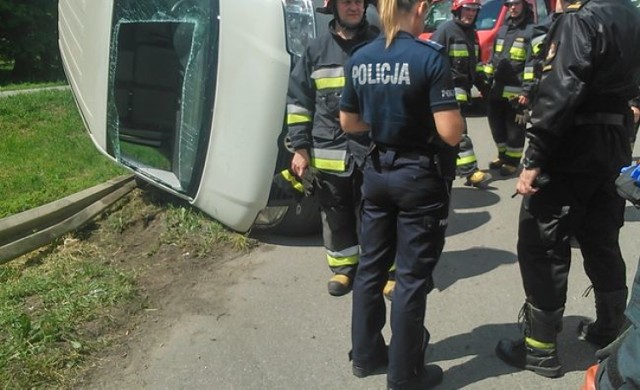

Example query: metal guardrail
[0,175,137,265]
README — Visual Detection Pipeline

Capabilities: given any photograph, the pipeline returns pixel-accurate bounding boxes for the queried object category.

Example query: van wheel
[272,196,321,236]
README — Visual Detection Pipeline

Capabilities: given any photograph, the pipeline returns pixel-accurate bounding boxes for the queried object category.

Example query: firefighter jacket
[524,0,640,174]
[485,11,538,101]
[430,19,486,104]
[286,21,378,176]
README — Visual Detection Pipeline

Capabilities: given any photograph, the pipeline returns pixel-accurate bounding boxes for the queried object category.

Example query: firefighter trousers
[487,97,526,166]
[351,148,449,388]
[315,169,362,278]
[517,172,627,311]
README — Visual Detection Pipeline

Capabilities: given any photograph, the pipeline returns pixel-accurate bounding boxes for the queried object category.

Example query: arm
[339,111,369,133]
[433,109,464,147]
[286,47,316,177]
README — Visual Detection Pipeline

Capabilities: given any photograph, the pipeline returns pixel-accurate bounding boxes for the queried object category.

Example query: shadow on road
[251,231,323,247]
[429,315,597,388]
[451,187,501,210]
[434,247,517,291]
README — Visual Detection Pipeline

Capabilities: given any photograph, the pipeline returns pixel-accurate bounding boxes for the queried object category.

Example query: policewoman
[339,0,464,388]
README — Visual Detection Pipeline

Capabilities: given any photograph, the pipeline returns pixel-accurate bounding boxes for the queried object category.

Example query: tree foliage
[0,0,64,82]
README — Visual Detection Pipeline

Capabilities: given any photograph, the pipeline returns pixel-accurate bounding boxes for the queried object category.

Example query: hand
[291,150,310,178]
[516,167,541,196]
[631,106,640,124]
[518,95,529,106]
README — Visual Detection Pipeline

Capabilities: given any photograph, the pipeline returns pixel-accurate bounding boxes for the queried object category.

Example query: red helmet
[451,0,482,12]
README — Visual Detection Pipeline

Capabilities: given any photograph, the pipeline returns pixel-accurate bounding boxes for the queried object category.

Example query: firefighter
[496,0,640,378]
[286,0,380,297]
[340,0,464,387]
[430,0,491,187]
[484,0,538,176]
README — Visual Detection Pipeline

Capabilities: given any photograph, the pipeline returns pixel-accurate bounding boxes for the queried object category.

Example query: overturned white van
[58,0,326,233]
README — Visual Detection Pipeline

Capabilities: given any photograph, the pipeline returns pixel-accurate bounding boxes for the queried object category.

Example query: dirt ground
[68,190,258,389]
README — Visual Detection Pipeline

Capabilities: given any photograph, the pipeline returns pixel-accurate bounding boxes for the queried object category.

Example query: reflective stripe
[495,39,504,53]
[484,64,494,75]
[327,245,360,267]
[457,153,477,167]
[476,63,484,73]
[496,143,507,153]
[287,113,312,125]
[312,67,345,90]
[455,87,468,102]
[281,170,304,193]
[505,147,523,158]
[523,66,535,81]
[449,43,470,58]
[502,85,522,99]
[525,337,555,350]
[311,148,347,172]
[509,41,527,61]
[287,104,313,125]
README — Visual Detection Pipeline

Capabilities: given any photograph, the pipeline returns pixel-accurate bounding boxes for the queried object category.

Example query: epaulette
[565,0,587,12]
[416,38,445,53]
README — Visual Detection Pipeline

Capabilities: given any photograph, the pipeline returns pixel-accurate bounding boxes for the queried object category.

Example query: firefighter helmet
[316,0,370,15]
[451,0,482,12]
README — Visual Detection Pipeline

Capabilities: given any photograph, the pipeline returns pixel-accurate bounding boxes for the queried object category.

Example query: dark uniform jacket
[524,0,640,174]
[286,21,378,175]
[430,19,485,103]
[485,10,538,100]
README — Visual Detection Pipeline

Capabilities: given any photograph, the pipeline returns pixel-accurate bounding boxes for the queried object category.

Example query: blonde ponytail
[377,0,431,48]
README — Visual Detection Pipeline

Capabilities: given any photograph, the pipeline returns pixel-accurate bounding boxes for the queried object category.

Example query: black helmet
[316,0,370,15]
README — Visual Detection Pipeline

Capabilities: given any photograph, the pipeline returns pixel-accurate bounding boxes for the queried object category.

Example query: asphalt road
[96,115,640,389]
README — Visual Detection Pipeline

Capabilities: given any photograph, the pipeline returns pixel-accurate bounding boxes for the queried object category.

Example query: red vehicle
[420,0,556,63]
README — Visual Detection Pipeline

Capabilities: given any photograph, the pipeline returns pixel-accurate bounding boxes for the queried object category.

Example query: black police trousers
[351,148,449,388]
[517,171,627,311]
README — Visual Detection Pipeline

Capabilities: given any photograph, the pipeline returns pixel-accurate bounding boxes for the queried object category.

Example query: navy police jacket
[340,31,458,153]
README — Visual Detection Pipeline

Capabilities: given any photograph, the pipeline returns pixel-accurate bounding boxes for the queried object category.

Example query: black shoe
[350,346,388,378]
[577,320,617,348]
[387,364,443,390]
[489,158,505,170]
[495,338,562,378]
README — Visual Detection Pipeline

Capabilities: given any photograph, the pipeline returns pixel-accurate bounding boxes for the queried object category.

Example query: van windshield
[424,0,502,32]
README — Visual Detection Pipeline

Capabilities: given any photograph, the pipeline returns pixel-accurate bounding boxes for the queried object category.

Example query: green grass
[0,89,127,218]
[0,239,137,389]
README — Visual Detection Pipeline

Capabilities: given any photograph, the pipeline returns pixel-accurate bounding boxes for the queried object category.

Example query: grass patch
[0,82,68,92]
[0,89,126,218]
[0,239,137,389]
[0,84,254,388]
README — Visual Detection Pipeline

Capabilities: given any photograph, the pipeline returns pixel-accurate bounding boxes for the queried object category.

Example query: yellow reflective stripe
[505,149,523,158]
[525,337,555,350]
[509,47,526,61]
[315,76,345,90]
[449,44,469,58]
[280,170,304,193]
[502,86,522,99]
[389,263,396,272]
[495,43,504,53]
[457,154,477,166]
[311,148,347,172]
[327,245,360,267]
[476,63,484,72]
[455,88,468,102]
[484,64,494,75]
[523,66,535,81]
[496,144,507,153]
[312,158,346,172]
[287,113,312,125]
[327,253,359,267]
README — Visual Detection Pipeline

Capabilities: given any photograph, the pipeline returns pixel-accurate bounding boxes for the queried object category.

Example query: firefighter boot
[328,274,352,297]
[499,164,518,176]
[496,302,564,378]
[577,288,628,348]
[489,158,505,170]
[465,170,492,187]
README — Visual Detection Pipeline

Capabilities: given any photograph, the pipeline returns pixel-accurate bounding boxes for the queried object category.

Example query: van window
[424,0,503,32]
[535,0,548,21]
